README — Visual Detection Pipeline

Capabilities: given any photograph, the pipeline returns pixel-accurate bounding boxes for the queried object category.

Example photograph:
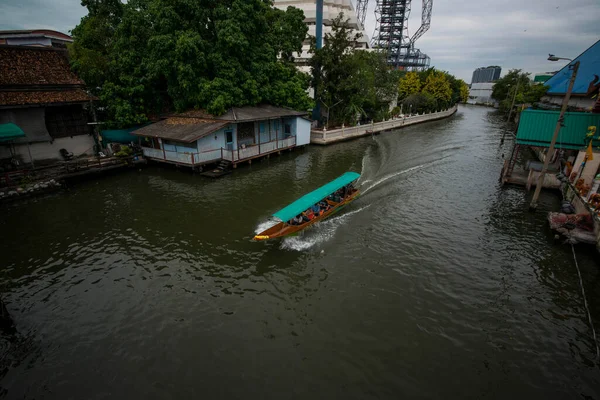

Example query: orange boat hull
[253,191,360,241]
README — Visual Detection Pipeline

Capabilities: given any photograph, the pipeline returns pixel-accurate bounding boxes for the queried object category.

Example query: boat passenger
[311,203,321,216]
[319,200,330,212]
[303,209,315,221]
[293,215,304,225]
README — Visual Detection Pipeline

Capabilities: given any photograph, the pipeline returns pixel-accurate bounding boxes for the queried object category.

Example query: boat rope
[570,244,600,361]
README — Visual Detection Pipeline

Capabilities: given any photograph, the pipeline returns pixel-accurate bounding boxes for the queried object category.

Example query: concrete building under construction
[272,0,370,73]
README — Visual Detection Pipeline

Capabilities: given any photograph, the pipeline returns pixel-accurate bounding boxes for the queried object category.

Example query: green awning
[0,123,25,143]
[516,110,600,150]
[272,172,360,222]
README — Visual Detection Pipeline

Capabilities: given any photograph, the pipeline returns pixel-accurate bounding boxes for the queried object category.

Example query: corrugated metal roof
[217,105,308,122]
[133,105,309,142]
[132,119,229,143]
[545,39,600,95]
[516,109,600,149]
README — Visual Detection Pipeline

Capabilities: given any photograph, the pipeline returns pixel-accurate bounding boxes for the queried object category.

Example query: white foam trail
[255,219,279,235]
[362,164,427,194]
[280,205,371,251]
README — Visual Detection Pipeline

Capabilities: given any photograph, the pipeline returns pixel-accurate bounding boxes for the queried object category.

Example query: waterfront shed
[133,105,311,167]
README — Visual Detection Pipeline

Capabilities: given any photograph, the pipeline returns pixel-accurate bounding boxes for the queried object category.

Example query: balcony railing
[142,136,297,166]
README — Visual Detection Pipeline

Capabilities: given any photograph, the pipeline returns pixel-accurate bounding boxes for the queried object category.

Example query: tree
[70,0,313,127]
[523,83,549,104]
[422,70,452,109]
[69,0,123,91]
[492,69,548,112]
[402,93,436,114]
[309,14,399,126]
[491,69,530,111]
[398,71,422,101]
[458,80,469,103]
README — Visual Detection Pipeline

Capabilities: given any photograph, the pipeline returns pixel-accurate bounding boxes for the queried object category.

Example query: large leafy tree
[402,93,436,114]
[69,0,123,91]
[492,69,548,112]
[458,80,469,103]
[422,70,452,109]
[309,14,399,126]
[397,68,466,112]
[70,0,313,127]
[398,72,422,101]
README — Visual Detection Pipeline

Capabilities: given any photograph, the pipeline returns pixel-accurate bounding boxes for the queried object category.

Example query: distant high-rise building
[471,66,502,84]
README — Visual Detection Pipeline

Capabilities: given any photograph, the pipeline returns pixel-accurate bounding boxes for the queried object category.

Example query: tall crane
[355,0,433,70]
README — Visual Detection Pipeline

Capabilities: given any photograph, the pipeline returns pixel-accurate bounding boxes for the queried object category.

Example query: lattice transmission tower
[355,0,433,71]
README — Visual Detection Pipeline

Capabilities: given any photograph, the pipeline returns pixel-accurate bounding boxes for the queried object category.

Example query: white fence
[142,136,297,166]
[311,105,458,144]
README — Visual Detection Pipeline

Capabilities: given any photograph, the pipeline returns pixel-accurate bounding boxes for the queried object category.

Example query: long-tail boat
[253,172,360,241]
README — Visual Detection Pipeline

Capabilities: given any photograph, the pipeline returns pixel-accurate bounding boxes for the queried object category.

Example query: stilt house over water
[133,105,311,169]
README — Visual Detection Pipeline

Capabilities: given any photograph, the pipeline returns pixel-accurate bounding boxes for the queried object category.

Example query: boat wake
[360,153,454,195]
[280,205,371,251]
[361,164,427,194]
[254,219,279,235]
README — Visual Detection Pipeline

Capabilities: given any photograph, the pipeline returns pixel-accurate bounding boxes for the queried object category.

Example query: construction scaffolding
[356,0,432,71]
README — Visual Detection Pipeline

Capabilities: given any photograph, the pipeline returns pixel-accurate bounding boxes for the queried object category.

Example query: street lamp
[529,55,580,210]
[547,54,572,62]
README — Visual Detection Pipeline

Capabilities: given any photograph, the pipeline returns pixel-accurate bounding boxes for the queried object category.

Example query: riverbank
[0,155,146,203]
[310,105,458,145]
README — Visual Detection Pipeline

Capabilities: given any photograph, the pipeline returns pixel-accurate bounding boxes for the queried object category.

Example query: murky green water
[0,105,599,399]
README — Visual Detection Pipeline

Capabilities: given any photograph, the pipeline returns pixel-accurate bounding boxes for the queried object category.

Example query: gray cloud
[0,0,86,34]
[1,0,598,82]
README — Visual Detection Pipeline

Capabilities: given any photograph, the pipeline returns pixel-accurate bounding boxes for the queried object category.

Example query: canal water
[0,105,599,399]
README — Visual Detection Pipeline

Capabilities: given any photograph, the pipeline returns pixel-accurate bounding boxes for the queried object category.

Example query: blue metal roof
[272,172,360,222]
[545,40,600,95]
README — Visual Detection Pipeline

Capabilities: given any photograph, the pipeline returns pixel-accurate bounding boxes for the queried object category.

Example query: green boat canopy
[0,123,25,143]
[272,172,360,222]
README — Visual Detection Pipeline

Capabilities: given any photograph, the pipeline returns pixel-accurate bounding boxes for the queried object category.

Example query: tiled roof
[0,89,93,106]
[0,46,83,86]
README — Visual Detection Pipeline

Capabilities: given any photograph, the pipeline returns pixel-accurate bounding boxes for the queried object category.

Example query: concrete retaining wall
[310,105,458,145]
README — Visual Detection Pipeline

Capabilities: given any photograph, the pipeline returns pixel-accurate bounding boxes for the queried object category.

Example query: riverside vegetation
[69,1,468,129]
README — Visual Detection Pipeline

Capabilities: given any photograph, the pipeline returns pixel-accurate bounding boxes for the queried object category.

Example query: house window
[284,123,292,135]
[45,105,89,138]
[237,122,255,146]
[163,140,197,150]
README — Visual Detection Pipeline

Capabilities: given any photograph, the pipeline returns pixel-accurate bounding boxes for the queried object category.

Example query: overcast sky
[0,0,598,82]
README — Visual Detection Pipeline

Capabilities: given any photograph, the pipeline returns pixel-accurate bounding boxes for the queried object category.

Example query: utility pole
[506,78,520,123]
[529,59,580,210]
[312,0,324,123]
